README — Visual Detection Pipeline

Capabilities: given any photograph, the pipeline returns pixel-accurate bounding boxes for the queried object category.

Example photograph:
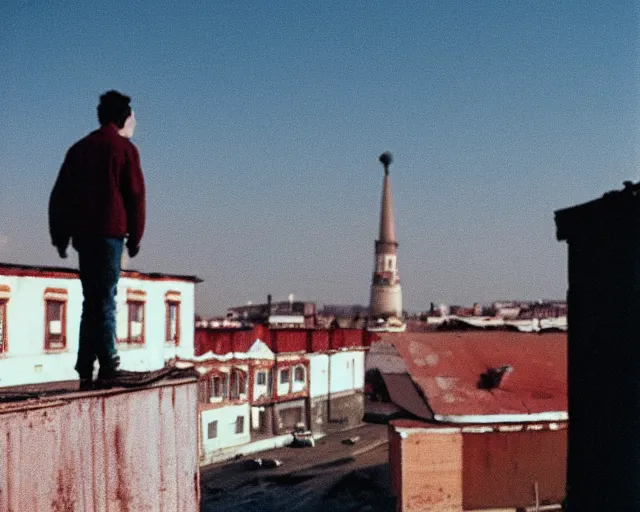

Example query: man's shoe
[79,378,94,391]
[95,369,136,390]
[95,368,175,389]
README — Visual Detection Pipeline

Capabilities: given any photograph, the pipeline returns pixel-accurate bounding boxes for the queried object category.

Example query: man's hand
[128,245,140,258]
[53,237,69,259]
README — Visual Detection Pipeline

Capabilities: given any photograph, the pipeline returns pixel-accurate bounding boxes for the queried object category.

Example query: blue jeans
[72,236,124,378]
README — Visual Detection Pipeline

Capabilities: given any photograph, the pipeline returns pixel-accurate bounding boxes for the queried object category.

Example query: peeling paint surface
[0,380,199,512]
[382,332,567,418]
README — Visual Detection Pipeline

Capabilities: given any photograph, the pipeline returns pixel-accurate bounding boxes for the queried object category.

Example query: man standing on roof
[49,90,146,390]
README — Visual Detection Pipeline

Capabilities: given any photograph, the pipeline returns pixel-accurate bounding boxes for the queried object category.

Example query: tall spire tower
[369,152,403,325]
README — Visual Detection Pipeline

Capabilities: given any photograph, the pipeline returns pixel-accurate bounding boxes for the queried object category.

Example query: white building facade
[0,263,199,388]
[185,328,369,465]
[307,349,366,433]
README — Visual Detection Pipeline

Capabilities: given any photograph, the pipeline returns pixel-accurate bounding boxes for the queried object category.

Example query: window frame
[294,365,305,383]
[229,370,247,400]
[207,420,218,439]
[44,288,68,351]
[0,298,7,355]
[165,291,181,347]
[279,368,290,385]
[198,380,210,403]
[256,371,266,386]
[209,374,229,401]
[235,415,245,434]
[120,289,146,346]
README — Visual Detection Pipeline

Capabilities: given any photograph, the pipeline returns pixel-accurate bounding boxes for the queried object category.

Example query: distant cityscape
[0,153,570,511]
[198,297,567,333]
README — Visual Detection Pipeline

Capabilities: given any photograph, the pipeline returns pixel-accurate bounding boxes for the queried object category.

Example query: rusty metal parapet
[0,377,199,512]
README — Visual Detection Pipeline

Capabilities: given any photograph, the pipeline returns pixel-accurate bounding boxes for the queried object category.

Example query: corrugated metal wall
[271,329,307,353]
[310,330,330,352]
[0,380,199,512]
[194,326,374,357]
[330,329,364,350]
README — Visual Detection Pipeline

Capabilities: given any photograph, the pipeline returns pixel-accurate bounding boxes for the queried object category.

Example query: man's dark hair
[97,90,132,128]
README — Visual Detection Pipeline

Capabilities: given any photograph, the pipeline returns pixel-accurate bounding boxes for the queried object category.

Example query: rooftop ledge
[0,366,199,411]
[0,372,200,511]
[390,418,568,436]
[0,261,203,283]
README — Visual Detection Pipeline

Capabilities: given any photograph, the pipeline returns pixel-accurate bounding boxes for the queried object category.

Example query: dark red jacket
[49,124,146,249]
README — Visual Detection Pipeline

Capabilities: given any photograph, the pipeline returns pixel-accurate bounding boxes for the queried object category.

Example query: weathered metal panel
[0,379,199,512]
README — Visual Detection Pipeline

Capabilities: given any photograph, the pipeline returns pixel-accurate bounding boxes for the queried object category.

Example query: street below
[200,423,395,512]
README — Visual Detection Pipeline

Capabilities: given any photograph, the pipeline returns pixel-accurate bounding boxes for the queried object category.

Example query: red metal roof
[381,331,567,422]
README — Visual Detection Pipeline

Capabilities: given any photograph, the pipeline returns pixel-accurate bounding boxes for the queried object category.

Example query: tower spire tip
[379,152,392,175]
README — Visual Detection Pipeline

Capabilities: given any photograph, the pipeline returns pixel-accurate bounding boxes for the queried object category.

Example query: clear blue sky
[1,1,638,315]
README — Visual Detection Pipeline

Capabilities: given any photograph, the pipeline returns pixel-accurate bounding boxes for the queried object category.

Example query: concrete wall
[200,403,251,465]
[0,379,199,512]
[0,272,195,387]
[369,283,403,318]
[273,399,306,434]
[310,390,364,434]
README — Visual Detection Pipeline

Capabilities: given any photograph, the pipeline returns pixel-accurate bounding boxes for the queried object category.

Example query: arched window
[230,369,247,399]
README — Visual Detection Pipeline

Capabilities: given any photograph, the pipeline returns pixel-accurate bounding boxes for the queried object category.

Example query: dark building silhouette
[555,182,640,510]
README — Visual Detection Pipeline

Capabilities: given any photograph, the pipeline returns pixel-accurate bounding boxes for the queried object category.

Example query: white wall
[307,350,365,398]
[200,403,251,456]
[116,276,196,371]
[330,350,365,393]
[308,354,329,398]
[0,272,196,387]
